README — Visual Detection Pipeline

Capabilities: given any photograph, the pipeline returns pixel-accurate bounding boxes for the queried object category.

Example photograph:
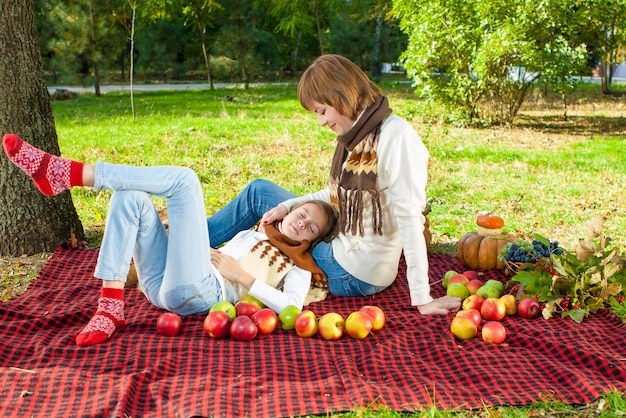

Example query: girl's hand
[258,204,289,233]
[416,296,462,315]
[210,249,255,289]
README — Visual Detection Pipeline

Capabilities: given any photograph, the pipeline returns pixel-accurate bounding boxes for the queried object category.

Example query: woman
[206,54,461,315]
[2,134,337,346]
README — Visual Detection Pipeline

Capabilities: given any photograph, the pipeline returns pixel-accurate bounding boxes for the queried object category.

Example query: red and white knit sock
[2,133,84,196]
[76,288,126,347]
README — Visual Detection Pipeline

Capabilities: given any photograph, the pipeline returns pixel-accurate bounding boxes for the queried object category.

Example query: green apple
[209,301,236,320]
[442,270,458,289]
[484,279,504,295]
[278,305,301,330]
[476,285,501,299]
[446,283,470,300]
[241,294,265,309]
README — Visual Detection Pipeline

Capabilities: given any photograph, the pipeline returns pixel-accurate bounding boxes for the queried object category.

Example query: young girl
[206,54,461,316]
[2,134,337,347]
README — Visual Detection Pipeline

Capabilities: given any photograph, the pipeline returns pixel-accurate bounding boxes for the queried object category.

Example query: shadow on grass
[429,242,458,255]
[516,114,626,136]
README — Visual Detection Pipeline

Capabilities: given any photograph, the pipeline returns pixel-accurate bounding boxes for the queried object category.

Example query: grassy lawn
[1,80,625,416]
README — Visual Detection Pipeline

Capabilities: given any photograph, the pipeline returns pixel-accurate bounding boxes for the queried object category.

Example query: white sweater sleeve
[218,230,312,313]
[247,266,311,313]
[377,116,433,306]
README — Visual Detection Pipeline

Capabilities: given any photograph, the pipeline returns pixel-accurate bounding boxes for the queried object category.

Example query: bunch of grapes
[499,238,563,263]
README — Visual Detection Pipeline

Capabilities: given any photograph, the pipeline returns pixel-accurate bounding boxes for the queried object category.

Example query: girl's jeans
[93,162,219,316]
[207,179,388,297]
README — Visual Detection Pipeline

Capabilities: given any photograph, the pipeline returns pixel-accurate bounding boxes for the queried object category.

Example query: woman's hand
[416,296,462,315]
[258,204,289,233]
[210,249,255,290]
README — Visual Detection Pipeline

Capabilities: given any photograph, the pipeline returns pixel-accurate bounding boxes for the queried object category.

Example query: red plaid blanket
[1,247,625,417]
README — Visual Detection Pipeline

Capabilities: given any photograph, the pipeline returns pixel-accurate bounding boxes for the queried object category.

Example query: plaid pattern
[1,248,625,417]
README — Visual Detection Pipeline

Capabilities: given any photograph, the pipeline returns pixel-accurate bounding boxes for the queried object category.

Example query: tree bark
[0,0,84,256]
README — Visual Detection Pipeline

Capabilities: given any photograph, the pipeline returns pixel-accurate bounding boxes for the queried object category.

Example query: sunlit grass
[4,82,622,415]
[52,84,626,255]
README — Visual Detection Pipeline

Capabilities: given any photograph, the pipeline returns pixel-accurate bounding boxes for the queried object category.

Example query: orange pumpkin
[458,215,515,270]
[476,214,505,229]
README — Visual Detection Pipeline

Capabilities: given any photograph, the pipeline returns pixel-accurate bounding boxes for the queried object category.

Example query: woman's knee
[247,178,278,195]
[110,190,153,212]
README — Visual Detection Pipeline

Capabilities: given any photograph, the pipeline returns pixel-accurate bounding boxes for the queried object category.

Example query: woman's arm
[260,188,331,227]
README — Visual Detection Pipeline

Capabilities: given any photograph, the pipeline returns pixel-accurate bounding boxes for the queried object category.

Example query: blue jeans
[207,179,388,297]
[93,162,220,316]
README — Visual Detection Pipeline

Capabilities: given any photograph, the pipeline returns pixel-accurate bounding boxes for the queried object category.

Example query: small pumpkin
[457,215,516,270]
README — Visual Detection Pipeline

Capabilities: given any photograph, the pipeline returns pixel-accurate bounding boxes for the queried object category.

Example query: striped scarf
[330,96,392,236]
[263,222,327,290]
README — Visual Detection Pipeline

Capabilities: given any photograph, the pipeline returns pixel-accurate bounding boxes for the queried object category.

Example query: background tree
[181,0,224,89]
[0,0,84,256]
[584,0,626,94]
[327,0,404,78]
[214,0,266,87]
[36,0,125,96]
[394,0,589,126]
[270,0,331,72]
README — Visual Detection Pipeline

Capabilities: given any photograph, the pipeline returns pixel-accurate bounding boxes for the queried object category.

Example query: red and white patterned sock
[76,288,126,347]
[2,133,84,196]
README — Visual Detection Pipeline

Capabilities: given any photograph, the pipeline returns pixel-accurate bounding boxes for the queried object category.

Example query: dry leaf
[583,215,605,240]
[576,238,595,263]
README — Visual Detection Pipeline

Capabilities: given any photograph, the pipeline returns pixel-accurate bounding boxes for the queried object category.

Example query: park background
[0,2,625,416]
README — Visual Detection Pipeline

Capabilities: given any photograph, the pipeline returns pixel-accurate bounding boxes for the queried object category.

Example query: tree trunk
[198,21,214,90]
[88,3,101,97]
[0,0,84,256]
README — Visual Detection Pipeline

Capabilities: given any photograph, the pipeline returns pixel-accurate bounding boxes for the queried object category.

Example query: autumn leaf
[576,238,595,263]
[583,215,605,240]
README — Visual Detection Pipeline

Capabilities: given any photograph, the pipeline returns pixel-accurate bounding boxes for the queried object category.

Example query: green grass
[52,83,626,253]
[17,82,626,416]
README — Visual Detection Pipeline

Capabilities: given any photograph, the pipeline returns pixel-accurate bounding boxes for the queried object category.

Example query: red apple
[463,270,480,281]
[294,310,318,337]
[466,279,484,295]
[448,273,469,286]
[251,308,278,335]
[518,297,542,319]
[456,308,482,328]
[499,294,517,316]
[359,305,385,331]
[203,310,232,338]
[345,311,373,339]
[230,315,258,341]
[481,321,507,344]
[480,297,506,321]
[450,316,478,340]
[235,300,261,318]
[156,312,183,337]
[318,312,345,340]
[462,294,484,311]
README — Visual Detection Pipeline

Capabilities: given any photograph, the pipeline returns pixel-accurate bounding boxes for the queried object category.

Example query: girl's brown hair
[297,54,382,120]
